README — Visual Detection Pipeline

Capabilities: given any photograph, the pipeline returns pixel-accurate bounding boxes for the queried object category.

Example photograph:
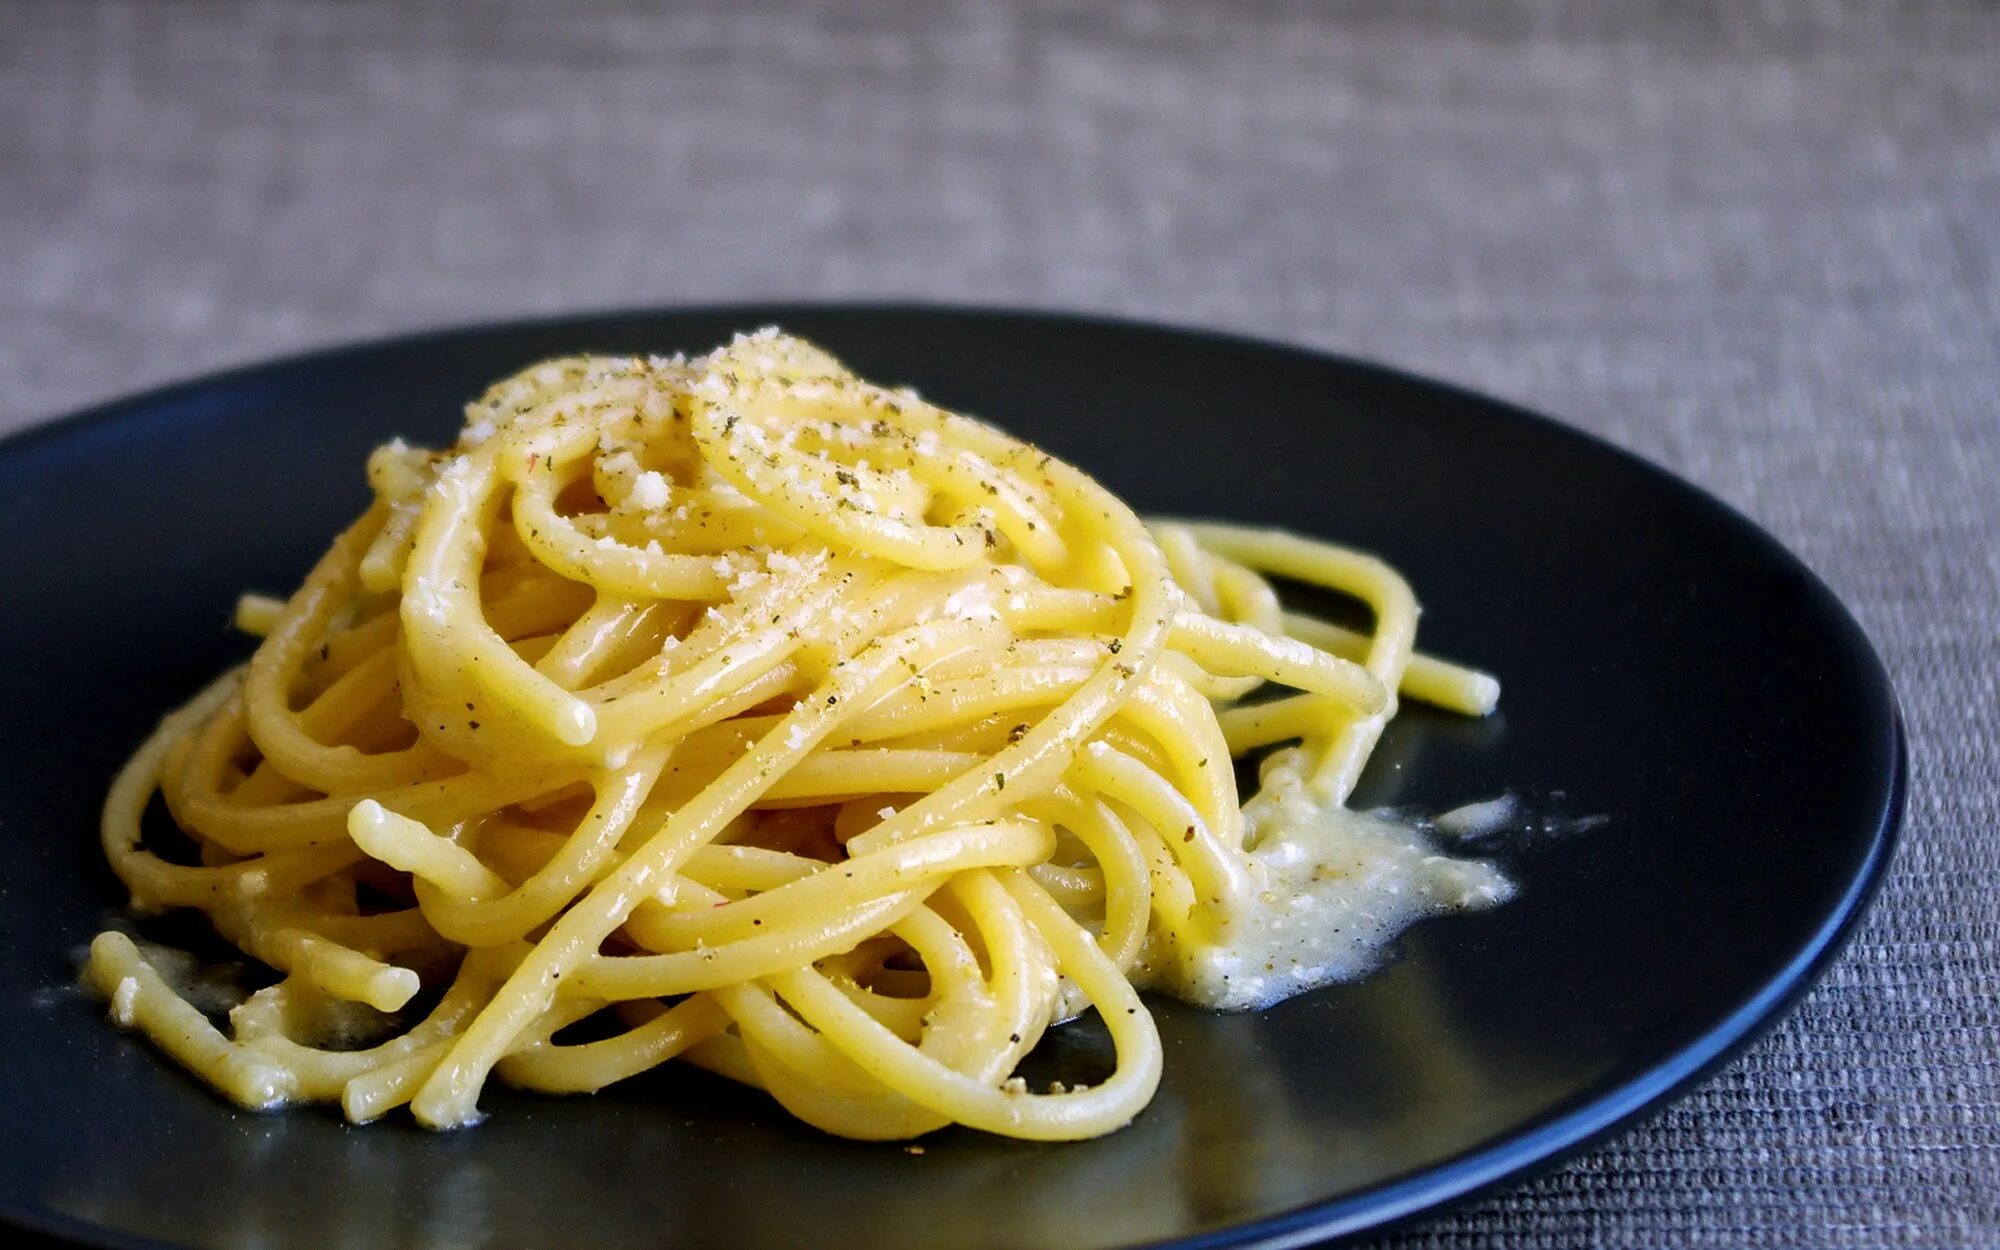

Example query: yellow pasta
[85,330,1508,1140]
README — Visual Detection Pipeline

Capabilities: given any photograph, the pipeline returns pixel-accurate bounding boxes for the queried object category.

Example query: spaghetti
[84,330,1508,1139]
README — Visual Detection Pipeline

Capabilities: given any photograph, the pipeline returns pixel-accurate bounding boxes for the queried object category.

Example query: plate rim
[0,302,1908,1250]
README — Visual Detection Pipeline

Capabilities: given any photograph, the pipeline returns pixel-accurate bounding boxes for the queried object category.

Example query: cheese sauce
[1142,749,1514,1011]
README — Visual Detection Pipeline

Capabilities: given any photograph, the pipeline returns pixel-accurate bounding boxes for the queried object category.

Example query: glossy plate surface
[0,307,1902,1249]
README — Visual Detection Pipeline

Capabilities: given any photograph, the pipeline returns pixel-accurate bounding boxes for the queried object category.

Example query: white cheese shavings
[1434,795,1519,839]
[429,456,476,507]
[628,470,671,511]
[109,976,140,1027]
[939,582,1001,623]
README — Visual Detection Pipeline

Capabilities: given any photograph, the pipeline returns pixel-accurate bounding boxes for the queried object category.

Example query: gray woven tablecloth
[3,2,1995,1245]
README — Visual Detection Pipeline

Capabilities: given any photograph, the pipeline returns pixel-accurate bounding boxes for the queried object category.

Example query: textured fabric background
[3,2,1995,1245]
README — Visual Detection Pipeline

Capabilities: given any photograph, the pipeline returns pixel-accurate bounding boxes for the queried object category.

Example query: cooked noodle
[84,330,1506,1139]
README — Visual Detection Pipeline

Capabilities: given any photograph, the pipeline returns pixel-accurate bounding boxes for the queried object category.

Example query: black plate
[0,307,1902,1250]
